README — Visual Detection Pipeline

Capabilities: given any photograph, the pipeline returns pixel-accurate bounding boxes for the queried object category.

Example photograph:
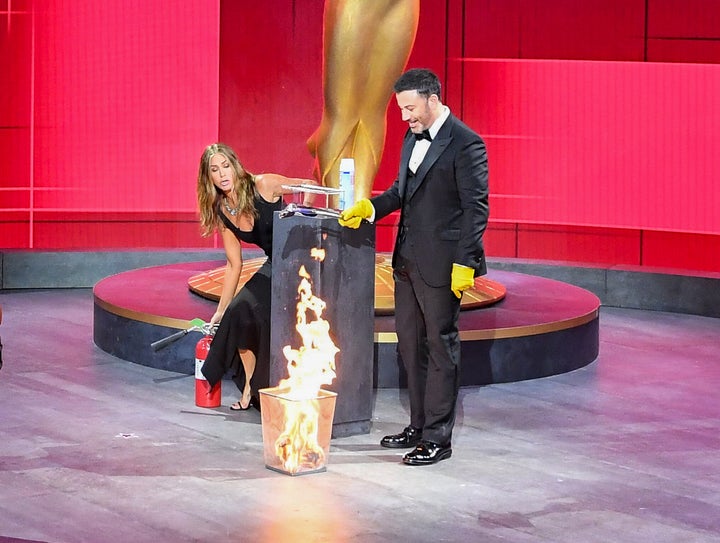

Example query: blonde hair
[197,143,257,237]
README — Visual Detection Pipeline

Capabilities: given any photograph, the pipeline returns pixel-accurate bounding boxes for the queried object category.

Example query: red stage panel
[517,225,641,266]
[647,39,720,64]
[518,0,646,61]
[463,59,720,235]
[31,220,214,250]
[484,223,517,258]
[0,4,32,234]
[30,1,219,214]
[462,0,645,61]
[218,1,323,178]
[0,221,29,248]
[462,0,523,59]
[0,189,30,209]
[0,7,32,125]
[0,129,30,189]
[445,0,466,111]
[648,0,720,39]
[642,231,720,272]
[27,211,209,249]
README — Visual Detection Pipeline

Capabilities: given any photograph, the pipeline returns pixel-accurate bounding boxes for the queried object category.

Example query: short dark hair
[393,68,441,100]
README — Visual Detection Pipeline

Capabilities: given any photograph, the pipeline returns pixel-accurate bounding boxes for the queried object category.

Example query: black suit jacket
[371,113,489,287]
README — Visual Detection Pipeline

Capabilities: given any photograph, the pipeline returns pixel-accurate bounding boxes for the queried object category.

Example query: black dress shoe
[402,440,452,465]
[380,426,422,449]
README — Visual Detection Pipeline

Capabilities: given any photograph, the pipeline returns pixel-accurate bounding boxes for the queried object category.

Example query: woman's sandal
[230,396,261,412]
[229,390,252,411]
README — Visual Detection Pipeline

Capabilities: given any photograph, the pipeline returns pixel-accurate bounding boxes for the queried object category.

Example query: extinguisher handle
[150,329,188,351]
[202,323,219,336]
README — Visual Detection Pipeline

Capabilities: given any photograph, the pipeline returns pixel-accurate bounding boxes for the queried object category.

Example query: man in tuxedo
[339,68,489,465]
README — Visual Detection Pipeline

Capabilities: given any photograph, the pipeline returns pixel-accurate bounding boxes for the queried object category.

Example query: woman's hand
[210,310,224,326]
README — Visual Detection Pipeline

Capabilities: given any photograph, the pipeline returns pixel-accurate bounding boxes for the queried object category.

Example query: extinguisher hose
[150,329,189,351]
[150,319,217,352]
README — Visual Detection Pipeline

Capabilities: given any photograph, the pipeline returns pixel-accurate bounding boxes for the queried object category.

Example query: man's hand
[338,198,374,229]
[451,263,475,298]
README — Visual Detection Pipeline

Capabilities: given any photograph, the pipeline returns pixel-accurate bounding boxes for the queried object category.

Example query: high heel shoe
[229,390,252,411]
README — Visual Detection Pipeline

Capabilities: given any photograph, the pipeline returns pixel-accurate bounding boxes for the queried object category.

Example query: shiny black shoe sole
[402,447,452,466]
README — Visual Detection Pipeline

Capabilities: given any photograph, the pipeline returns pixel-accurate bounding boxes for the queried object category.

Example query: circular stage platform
[93,258,600,387]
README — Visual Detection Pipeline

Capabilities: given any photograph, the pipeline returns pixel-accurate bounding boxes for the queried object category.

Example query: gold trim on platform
[374,307,599,343]
[94,295,194,330]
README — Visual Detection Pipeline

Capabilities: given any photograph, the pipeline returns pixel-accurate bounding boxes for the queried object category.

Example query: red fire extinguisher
[195,332,221,408]
[150,318,221,408]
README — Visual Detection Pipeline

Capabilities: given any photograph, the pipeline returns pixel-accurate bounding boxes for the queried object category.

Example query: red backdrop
[1,0,719,271]
[1,0,219,248]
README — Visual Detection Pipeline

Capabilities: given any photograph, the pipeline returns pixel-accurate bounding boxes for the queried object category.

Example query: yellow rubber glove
[338,198,374,229]
[451,263,475,298]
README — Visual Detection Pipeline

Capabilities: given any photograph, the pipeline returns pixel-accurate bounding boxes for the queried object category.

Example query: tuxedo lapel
[398,134,415,202]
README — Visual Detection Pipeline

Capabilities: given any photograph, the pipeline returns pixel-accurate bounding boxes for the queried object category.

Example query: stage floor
[5,288,720,542]
[93,259,600,387]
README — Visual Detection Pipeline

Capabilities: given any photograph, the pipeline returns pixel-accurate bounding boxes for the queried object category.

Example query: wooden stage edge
[93,259,600,387]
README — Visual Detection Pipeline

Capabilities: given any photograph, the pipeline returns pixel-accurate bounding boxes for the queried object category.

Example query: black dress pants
[393,248,461,446]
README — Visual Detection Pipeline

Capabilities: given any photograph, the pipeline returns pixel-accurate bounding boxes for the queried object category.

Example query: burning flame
[310,247,325,261]
[274,258,338,473]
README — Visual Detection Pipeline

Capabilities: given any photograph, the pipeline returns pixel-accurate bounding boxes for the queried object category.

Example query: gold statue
[307,0,420,200]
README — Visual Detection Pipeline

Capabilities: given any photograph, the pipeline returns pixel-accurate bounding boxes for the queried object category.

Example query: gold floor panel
[188,253,506,315]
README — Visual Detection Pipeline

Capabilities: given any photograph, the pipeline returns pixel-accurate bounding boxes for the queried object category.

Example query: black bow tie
[414,130,432,142]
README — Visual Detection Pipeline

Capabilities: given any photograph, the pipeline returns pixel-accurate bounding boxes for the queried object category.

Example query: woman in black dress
[196,143,316,410]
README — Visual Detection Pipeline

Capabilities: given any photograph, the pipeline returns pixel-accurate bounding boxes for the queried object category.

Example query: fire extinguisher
[150,318,220,408]
[194,330,221,408]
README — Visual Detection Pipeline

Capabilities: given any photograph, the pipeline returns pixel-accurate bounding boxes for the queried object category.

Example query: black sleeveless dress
[200,194,283,398]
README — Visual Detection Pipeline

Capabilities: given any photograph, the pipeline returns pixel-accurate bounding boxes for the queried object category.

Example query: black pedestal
[270,214,375,437]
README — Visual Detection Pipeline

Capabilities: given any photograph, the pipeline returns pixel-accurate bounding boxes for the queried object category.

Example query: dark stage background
[2,0,719,272]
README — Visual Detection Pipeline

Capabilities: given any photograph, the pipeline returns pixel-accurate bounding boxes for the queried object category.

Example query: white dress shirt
[408,105,450,174]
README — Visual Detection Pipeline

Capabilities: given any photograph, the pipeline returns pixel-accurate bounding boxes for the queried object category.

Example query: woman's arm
[257,173,320,206]
[210,225,244,325]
